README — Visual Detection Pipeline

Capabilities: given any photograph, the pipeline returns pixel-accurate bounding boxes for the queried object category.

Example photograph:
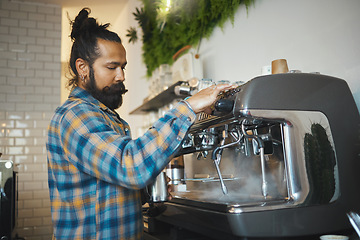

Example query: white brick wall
[0,0,61,239]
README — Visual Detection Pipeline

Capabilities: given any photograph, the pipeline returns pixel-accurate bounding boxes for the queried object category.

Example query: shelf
[129,81,186,115]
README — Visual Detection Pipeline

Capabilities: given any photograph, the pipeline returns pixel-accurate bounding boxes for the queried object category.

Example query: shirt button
[187,117,192,122]
[177,136,182,141]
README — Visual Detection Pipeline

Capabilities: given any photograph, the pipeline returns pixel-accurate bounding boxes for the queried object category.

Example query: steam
[173,148,287,205]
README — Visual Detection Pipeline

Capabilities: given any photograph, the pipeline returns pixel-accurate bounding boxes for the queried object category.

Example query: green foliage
[127,0,255,76]
[126,27,138,43]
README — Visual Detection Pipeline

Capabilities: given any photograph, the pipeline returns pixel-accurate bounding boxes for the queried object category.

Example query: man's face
[85,39,128,110]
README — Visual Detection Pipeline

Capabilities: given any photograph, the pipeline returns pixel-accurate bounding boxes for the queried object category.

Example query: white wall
[120,0,360,134]
[199,0,360,95]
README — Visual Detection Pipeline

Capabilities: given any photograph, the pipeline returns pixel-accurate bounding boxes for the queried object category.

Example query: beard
[85,66,128,111]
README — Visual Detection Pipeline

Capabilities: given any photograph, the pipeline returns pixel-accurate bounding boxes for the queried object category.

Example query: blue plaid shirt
[46,87,195,239]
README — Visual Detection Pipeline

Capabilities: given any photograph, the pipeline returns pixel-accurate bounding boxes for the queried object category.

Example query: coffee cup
[271,59,289,74]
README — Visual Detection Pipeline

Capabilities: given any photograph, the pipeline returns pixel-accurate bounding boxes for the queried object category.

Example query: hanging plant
[127,0,255,76]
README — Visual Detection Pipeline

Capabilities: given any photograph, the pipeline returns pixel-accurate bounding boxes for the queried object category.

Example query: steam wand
[212,126,243,195]
[241,123,268,199]
[213,150,228,195]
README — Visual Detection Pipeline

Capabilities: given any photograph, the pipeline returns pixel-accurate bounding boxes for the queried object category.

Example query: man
[46,8,232,240]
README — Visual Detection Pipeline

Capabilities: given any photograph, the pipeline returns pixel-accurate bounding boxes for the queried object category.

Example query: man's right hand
[185,84,234,114]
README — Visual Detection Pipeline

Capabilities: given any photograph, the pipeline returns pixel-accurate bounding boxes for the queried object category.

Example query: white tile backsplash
[0,119,15,128]
[7,146,24,154]
[14,155,33,164]
[23,181,44,191]
[28,13,45,22]
[10,27,27,36]
[0,9,10,17]
[0,50,17,59]
[16,103,35,111]
[33,172,48,181]
[36,189,50,199]
[16,120,35,128]
[33,207,51,217]
[8,77,27,86]
[0,94,6,102]
[20,4,36,12]
[27,44,45,52]
[0,59,6,67]
[23,217,42,227]
[23,199,42,209]
[17,208,34,218]
[9,43,27,52]
[18,172,33,181]
[16,137,35,146]
[0,0,61,238]
[0,138,14,145]
[24,112,43,120]
[1,18,18,27]
[33,154,47,163]
[10,11,28,20]
[19,36,36,45]
[24,128,45,137]
[19,19,36,28]
[0,67,16,77]
[8,129,24,137]
[18,52,35,61]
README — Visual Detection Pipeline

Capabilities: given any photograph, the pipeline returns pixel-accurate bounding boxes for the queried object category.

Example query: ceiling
[11,0,124,7]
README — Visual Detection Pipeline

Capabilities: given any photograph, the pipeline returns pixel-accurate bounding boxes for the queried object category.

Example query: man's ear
[75,58,89,78]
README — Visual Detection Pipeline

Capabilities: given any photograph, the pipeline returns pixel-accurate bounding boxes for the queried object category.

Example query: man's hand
[186,84,234,114]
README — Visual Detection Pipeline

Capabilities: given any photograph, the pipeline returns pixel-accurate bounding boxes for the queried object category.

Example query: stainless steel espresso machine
[151,73,360,239]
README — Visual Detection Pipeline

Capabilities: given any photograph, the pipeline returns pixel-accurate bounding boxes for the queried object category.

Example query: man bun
[70,8,109,42]
[70,8,91,41]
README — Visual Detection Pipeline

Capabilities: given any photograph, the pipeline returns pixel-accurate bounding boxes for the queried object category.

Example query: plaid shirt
[46,87,195,239]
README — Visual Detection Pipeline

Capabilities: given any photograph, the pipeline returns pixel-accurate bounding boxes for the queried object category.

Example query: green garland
[127,0,255,76]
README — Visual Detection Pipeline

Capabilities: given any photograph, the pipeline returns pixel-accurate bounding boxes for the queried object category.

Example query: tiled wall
[0,0,61,239]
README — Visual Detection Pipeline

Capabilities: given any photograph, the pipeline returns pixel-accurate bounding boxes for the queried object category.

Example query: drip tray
[170,191,289,213]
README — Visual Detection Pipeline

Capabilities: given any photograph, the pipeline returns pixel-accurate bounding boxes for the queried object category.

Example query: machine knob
[214,99,234,113]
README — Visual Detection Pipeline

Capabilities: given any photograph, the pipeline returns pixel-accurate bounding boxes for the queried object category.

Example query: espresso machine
[154,73,360,239]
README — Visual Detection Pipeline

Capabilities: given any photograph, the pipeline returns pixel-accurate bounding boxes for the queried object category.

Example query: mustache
[103,82,128,95]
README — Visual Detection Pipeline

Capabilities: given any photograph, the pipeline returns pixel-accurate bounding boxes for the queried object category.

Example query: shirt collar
[69,87,120,118]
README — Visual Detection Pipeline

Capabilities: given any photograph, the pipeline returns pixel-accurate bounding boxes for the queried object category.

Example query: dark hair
[67,8,122,88]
